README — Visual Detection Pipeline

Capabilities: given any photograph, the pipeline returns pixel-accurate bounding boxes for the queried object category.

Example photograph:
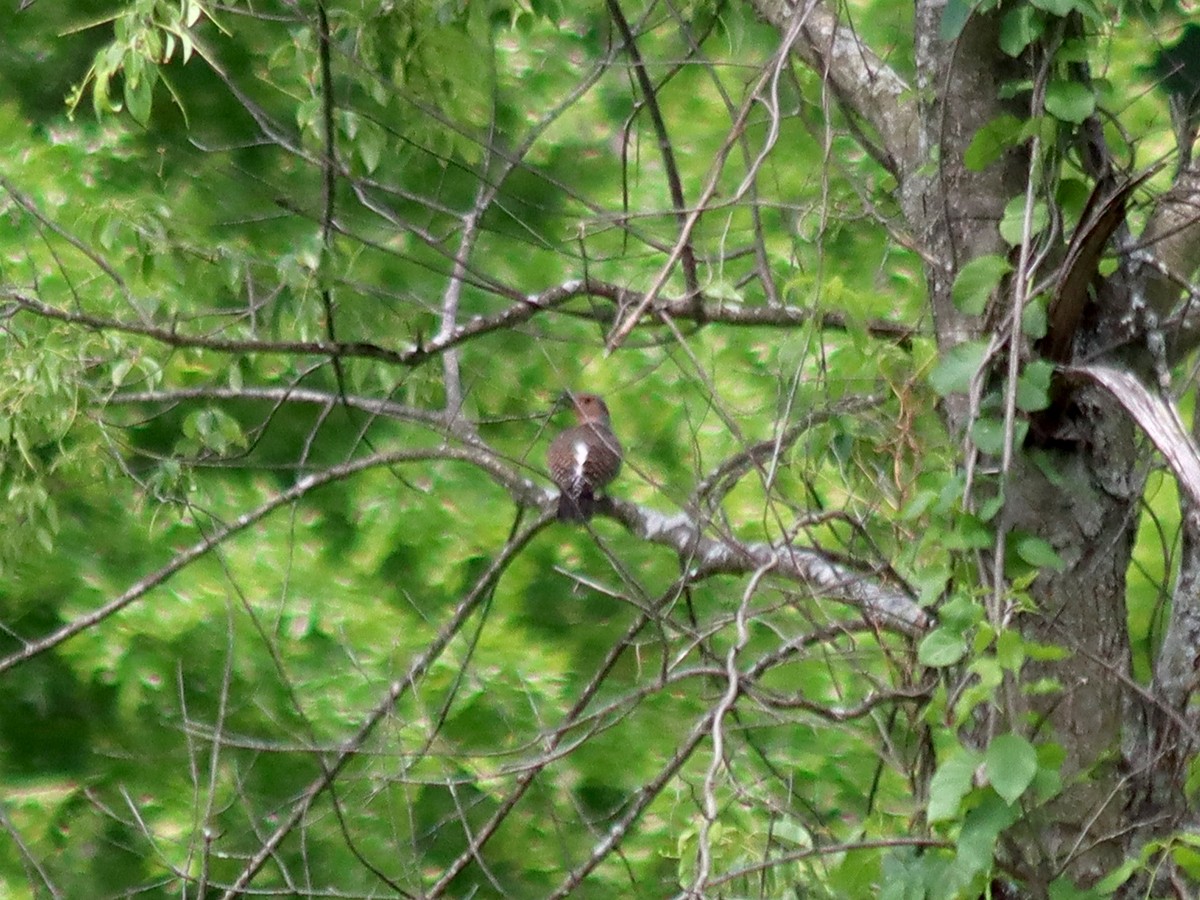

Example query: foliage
[0,0,1197,897]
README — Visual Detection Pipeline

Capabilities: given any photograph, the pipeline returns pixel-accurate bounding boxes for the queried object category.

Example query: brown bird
[547,392,623,522]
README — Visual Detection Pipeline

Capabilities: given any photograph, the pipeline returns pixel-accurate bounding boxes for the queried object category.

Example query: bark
[1143,160,1200,324]
[908,0,1030,365]
[1000,394,1140,887]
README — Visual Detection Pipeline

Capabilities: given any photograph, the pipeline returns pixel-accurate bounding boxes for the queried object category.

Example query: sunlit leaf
[952,254,1011,313]
[986,733,1038,804]
[1045,80,1095,122]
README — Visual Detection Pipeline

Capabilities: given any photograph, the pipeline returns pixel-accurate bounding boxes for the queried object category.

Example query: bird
[546,392,623,522]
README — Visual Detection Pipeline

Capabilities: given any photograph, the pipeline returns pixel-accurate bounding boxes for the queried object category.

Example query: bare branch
[0,446,544,677]
[424,610,659,896]
[749,0,919,179]
[689,561,773,896]
[691,394,887,507]
[0,802,62,899]
[1151,401,1200,741]
[1043,169,1158,363]
[603,499,930,635]
[0,177,134,311]
[707,837,950,889]
[1154,505,1200,712]
[546,700,716,900]
[606,1,822,349]
[607,0,699,295]
[4,283,917,371]
[219,514,551,898]
[108,386,474,438]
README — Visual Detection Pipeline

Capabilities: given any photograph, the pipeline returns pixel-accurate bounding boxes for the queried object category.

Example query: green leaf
[978,492,1004,522]
[1032,743,1065,801]
[1174,846,1200,880]
[1000,196,1049,245]
[111,358,133,388]
[971,416,1027,455]
[1044,80,1095,123]
[964,115,1023,171]
[1000,6,1044,56]
[1021,295,1048,339]
[996,629,1025,671]
[828,847,882,896]
[969,654,1003,689]
[943,512,995,550]
[881,849,953,900]
[1029,0,1077,15]
[358,120,385,174]
[125,70,155,126]
[955,792,1016,881]
[901,488,938,521]
[951,254,1011,314]
[1186,754,1200,800]
[919,628,968,667]
[928,750,982,822]
[1093,857,1141,894]
[1016,534,1065,570]
[940,0,976,41]
[938,594,985,632]
[986,733,1038,804]
[929,340,989,397]
[1056,177,1092,221]
[1016,359,1054,411]
[999,78,1034,100]
[1025,678,1065,698]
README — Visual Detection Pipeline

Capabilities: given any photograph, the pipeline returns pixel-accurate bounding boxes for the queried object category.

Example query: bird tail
[557,491,595,522]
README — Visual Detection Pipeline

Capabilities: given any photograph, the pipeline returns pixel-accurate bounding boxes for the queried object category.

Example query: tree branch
[0,446,544,677]
[603,499,930,635]
[1141,158,1200,319]
[1068,363,1200,508]
[607,0,699,295]
[107,385,929,641]
[104,383,930,636]
[220,514,551,898]
[750,0,919,179]
[4,282,917,370]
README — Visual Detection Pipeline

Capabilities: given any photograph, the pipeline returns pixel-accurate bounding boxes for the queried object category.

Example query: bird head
[566,392,610,424]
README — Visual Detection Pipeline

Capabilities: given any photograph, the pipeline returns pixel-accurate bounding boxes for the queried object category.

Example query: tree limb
[750,0,919,179]
[4,283,917,370]
[604,499,930,635]
[1141,158,1200,319]
[106,384,931,636]
[1067,363,1200,508]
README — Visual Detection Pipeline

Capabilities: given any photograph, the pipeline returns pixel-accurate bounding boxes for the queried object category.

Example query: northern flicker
[547,392,623,522]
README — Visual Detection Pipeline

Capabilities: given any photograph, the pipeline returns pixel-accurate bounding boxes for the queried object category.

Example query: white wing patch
[572,440,589,486]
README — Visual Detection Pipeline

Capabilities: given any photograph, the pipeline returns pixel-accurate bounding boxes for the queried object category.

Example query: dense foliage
[1,0,1199,897]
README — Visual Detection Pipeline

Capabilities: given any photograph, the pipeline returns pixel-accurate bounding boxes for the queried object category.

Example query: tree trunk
[754,0,1200,891]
